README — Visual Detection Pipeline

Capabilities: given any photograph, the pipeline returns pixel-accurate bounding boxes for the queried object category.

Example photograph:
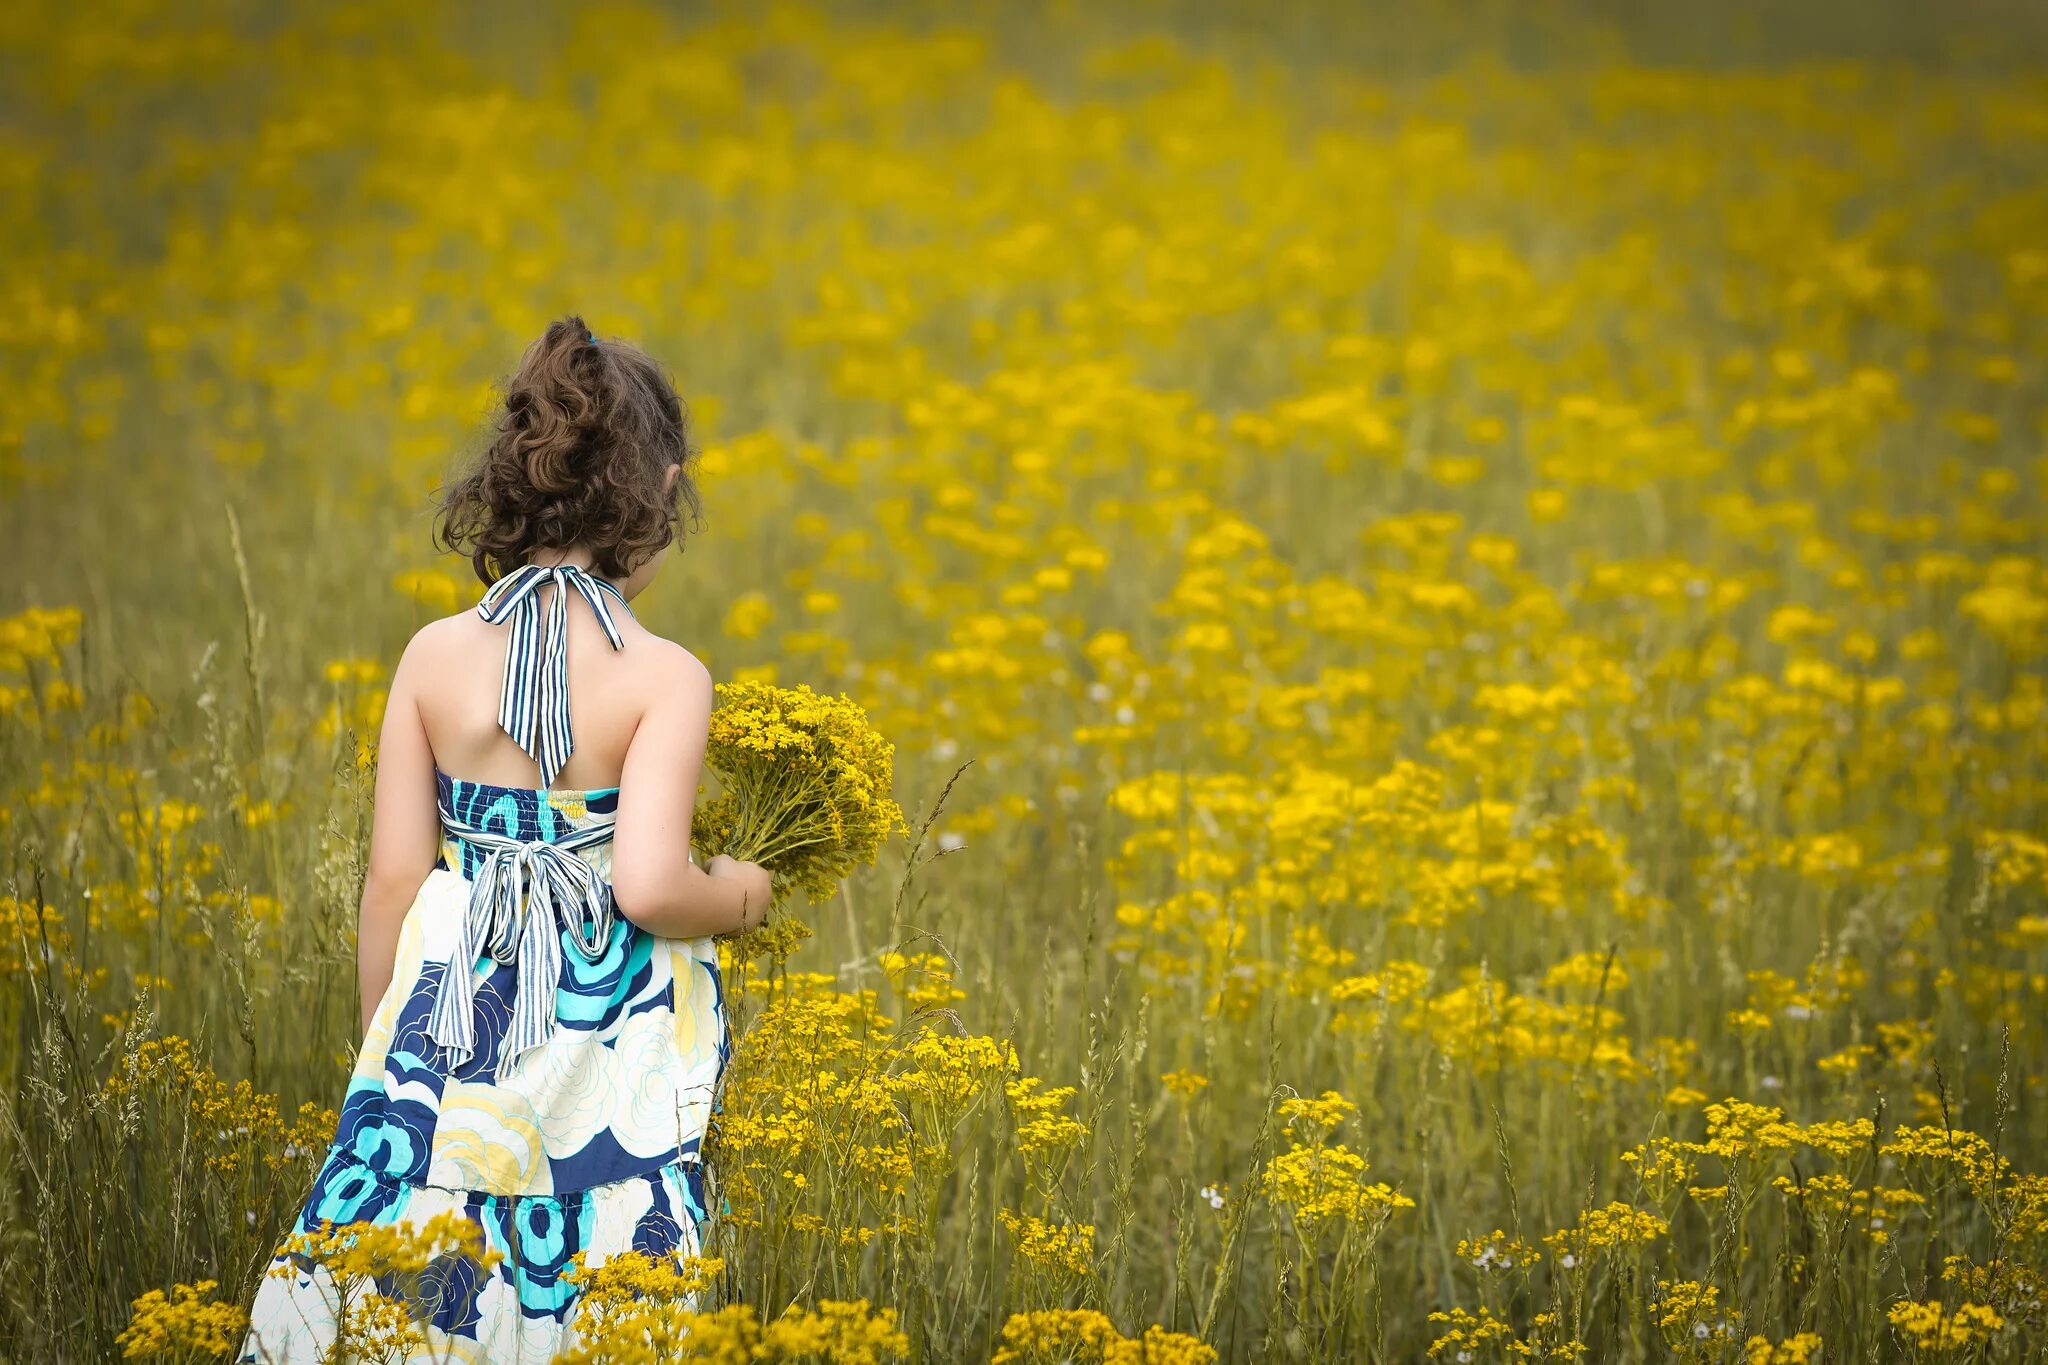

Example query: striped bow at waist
[426,804,620,1079]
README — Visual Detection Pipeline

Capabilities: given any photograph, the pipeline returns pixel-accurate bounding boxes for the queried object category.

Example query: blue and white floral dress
[244,566,728,1364]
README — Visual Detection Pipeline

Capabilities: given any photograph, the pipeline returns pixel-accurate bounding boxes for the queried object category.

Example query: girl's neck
[522,546,641,603]
[528,546,595,572]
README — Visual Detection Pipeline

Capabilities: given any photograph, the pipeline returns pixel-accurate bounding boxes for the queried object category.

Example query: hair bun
[507,317,607,492]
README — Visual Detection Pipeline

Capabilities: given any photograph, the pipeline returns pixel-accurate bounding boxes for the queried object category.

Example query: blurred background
[3,1,2046,1361]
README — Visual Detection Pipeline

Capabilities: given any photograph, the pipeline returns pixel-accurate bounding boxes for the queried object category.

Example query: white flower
[1114,704,1137,725]
[932,738,959,761]
[1560,1253,1578,1269]
[937,832,966,853]
[1760,1074,1784,1090]
[1694,1323,1710,1340]
[1087,682,1113,702]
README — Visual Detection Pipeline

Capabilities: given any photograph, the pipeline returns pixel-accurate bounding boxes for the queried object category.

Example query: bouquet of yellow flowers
[690,680,904,906]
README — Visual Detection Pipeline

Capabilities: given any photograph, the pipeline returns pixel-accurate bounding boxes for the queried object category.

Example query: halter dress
[243,564,729,1364]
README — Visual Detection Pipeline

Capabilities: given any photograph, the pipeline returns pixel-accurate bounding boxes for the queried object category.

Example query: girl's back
[412,589,670,792]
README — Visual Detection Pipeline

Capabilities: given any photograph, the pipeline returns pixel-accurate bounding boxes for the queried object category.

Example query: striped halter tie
[426,807,618,1078]
[476,562,629,789]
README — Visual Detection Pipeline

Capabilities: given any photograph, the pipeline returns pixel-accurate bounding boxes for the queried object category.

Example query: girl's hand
[705,853,775,931]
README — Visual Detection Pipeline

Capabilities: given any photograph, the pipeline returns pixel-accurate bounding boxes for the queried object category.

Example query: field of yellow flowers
[4,1,2047,1360]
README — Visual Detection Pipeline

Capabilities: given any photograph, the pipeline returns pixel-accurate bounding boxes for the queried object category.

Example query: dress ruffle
[242,1149,707,1364]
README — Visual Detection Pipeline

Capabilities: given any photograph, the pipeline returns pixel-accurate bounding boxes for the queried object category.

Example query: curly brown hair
[436,315,701,585]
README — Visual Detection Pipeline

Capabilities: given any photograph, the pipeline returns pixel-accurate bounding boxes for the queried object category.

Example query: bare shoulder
[396,610,487,672]
[385,618,460,679]
[629,632,713,701]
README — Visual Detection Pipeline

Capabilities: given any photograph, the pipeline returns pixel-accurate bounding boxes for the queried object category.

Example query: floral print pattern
[242,773,726,1361]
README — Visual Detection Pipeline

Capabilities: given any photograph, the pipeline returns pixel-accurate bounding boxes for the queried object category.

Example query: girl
[243,317,773,1362]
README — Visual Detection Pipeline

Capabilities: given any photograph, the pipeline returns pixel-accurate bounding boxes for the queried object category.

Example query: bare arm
[357,633,443,1031]
[609,646,773,938]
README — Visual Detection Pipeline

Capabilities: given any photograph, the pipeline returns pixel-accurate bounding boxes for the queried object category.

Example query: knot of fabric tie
[426,808,619,1078]
[477,562,629,789]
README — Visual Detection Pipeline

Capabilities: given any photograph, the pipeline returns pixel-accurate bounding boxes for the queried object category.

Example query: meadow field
[4,1,2048,1360]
